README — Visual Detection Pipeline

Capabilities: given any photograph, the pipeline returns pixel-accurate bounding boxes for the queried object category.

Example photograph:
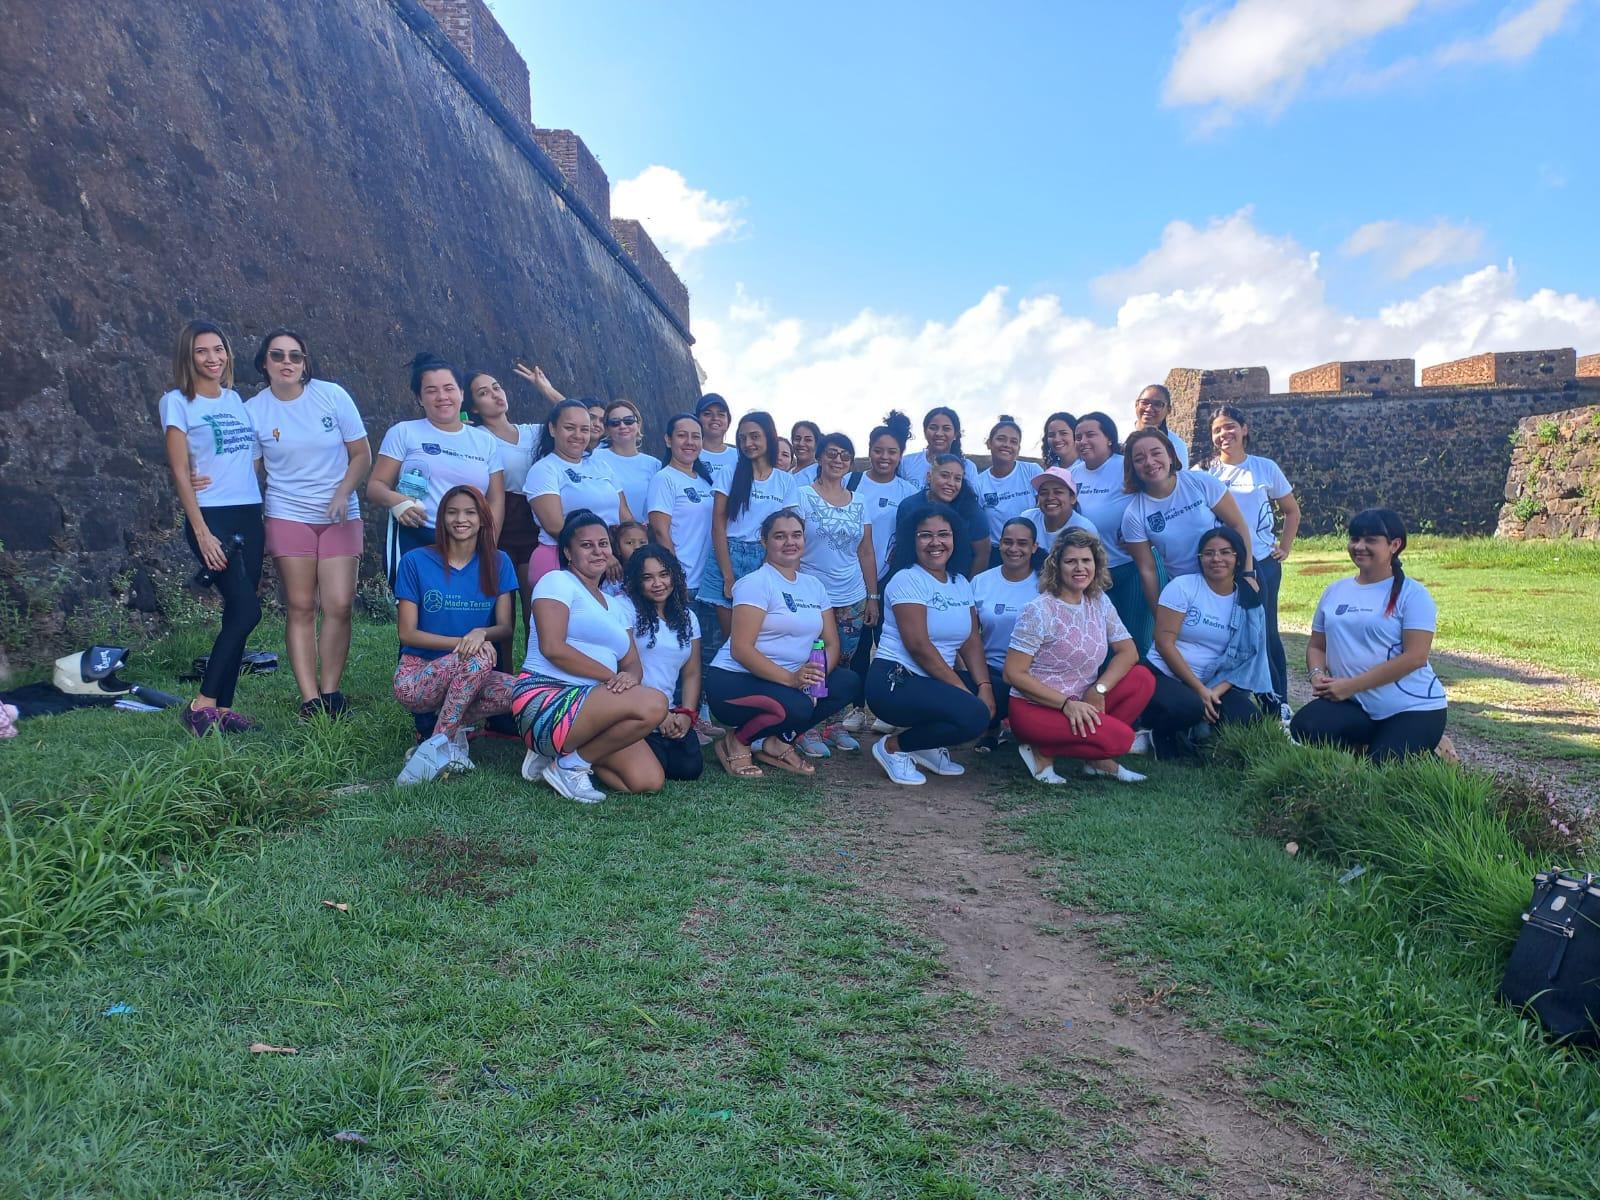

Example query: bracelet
[976,680,993,690]
[671,706,696,718]
[867,592,881,601]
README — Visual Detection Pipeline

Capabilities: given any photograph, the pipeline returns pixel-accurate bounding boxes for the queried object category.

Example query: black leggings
[1256,555,1288,704]
[647,728,705,780]
[982,661,1012,732]
[1290,698,1447,764]
[184,505,265,708]
[864,659,991,752]
[704,666,860,745]
[1140,669,1265,734]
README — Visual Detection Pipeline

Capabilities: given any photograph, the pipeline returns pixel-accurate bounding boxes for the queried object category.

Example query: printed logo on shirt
[198,414,254,456]
[565,468,584,484]
[1148,510,1167,533]
[684,487,705,503]
[781,591,821,613]
[321,415,335,431]
[993,602,1007,614]
[926,593,970,612]
[878,498,890,508]
[782,591,798,613]
[423,443,443,456]
[272,427,281,441]
[982,492,998,509]
[1333,602,1374,617]
[422,589,445,613]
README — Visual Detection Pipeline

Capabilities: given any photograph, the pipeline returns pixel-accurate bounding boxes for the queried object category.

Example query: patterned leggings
[393,648,517,737]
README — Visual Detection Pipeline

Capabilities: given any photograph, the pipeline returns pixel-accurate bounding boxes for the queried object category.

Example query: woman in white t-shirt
[790,420,821,476]
[367,353,506,584]
[1139,526,1270,755]
[898,405,981,492]
[700,411,799,643]
[1290,509,1447,762]
[1041,411,1077,470]
[524,398,631,585]
[1017,466,1098,548]
[865,505,995,786]
[1133,384,1188,468]
[971,516,1040,752]
[1120,428,1253,623]
[703,509,860,779]
[976,415,1042,545]
[513,511,666,803]
[647,413,717,600]
[591,399,661,525]
[1070,412,1149,656]
[1207,404,1301,712]
[160,320,265,737]
[247,328,372,720]
[618,544,706,781]
[1004,528,1155,784]
[693,394,738,480]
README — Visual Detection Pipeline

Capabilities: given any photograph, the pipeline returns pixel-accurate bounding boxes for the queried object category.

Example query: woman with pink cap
[1017,467,1098,547]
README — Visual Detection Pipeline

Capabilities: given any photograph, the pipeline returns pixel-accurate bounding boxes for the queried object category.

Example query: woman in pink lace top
[1003,528,1155,783]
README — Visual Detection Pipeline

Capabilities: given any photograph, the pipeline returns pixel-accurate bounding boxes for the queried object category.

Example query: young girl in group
[161,320,264,736]
[247,328,371,720]
[603,519,649,595]
[465,368,543,668]
[515,511,667,802]
[1290,509,1447,762]
[392,485,519,785]
[701,412,799,649]
[1069,412,1148,654]
[619,545,706,781]
[1132,384,1187,467]
[591,398,661,521]
[694,394,739,479]
[972,516,1040,751]
[524,398,630,585]
[1207,405,1300,714]
[368,353,505,584]
[899,405,980,491]
[976,415,1042,546]
[1041,412,1077,469]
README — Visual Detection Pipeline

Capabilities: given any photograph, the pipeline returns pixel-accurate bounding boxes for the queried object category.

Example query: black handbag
[1499,870,1600,1045]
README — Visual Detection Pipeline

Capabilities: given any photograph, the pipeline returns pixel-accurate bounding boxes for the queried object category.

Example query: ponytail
[1386,553,1405,618]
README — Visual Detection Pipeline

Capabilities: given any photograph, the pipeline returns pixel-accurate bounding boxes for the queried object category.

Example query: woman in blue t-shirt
[1290,509,1447,762]
[392,485,519,785]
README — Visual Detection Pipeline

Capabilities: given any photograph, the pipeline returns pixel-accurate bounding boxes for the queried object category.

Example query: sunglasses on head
[268,349,305,364]
[606,414,638,428]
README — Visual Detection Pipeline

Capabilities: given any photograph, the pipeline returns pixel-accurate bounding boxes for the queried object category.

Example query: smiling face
[605,403,641,451]
[869,433,902,479]
[192,332,229,387]
[1034,475,1072,517]
[817,440,852,483]
[265,334,307,388]
[418,368,463,426]
[639,555,675,608]
[987,425,1020,468]
[1198,533,1238,586]
[913,515,955,572]
[999,523,1037,573]
[924,414,956,455]
[775,438,794,470]
[1128,436,1173,487]
[790,424,816,467]
[763,515,805,569]
[1059,544,1097,595]
[698,402,730,442]
[615,524,648,563]
[470,373,508,421]
[567,522,613,583]
[1046,418,1076,466]
[1134,387,1170,430]
[737,419,768,462]
[441,492,482,546]
[552,404,591,460]
[1348,532,1400,573]
[1211,413,1247,458]
[1074,420,1111,469]
[665,416,702,467]
[928,460,964,503]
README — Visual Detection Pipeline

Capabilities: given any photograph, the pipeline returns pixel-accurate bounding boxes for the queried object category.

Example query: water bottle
[398,467,429,501]
[805,639,828,699]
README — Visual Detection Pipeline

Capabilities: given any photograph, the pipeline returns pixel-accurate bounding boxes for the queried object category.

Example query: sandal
[755,739,816,776]
[715,736,764,778]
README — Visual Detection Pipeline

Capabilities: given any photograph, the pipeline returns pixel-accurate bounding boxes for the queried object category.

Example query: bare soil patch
[384,827,539,902]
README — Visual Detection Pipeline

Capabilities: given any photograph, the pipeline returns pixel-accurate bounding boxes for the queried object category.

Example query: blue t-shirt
[394,547,517,661]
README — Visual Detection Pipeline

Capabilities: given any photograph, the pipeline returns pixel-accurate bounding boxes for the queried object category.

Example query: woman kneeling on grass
[704,509,860,778]
[1139,526,1272,757]
[514,511,667,803]
[865,505,995,786]
[1004,528,1154,784]
[393,486,519,786]
[1289,508,1447,763]
[618,545,706,781]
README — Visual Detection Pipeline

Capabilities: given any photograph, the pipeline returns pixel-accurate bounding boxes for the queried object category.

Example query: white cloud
[1341,218,1487,279]
[1437,0,1576,63]
[611,165,743,263]
[695,211,1600,450]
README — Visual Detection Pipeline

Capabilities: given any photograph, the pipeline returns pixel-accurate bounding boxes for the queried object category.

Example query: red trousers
[1008,666,1155,760]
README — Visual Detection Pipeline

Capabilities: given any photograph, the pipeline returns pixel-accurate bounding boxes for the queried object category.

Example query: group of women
[160,320,1448,802]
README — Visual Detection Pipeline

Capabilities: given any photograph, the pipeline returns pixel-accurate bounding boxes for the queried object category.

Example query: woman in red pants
[1004,527,1155,783]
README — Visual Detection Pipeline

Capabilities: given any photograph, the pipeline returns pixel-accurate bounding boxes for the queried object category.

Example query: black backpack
[1499,870,1600,1044]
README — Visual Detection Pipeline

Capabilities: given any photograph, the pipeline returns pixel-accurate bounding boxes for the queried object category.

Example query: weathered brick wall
[1420,348,1576,388]
[1288,359,1415,394]
[610,219,691,333]
[418,0,531,124]
[1579,354,1600,378]
[531,129,610,225]
[1498,406,1600,539]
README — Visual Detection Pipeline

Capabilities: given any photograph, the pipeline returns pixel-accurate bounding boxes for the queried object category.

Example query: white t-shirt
[797,485,868,606]
[853,474,920,576]
[976,461,1043,542]
[716,466,799,542]
[1157,428,1189,468]
[972,567,1040,671]
[591,447,660,523]
[1148,573,1238,682]
[899,449,980,492]
[1208,454,1292,561]
[710,563,829,675]
[699,445,739,482]
[159,388,261,508]
[377,419,504,528]
[646,465,716,590]
[524,452,624,546]
[794,463,820,485]
[496,423,543,495]
[1070,456,1133,569]
[522,570,633,684]
[1120,470,1228,578]
[1016,507,1099,547]
[615,596,700,700]
[1312,576,1446,720]
[877,565,977,676]
[246,380,367,522]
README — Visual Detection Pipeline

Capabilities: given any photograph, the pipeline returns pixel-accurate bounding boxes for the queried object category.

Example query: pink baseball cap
[1031,466,1078,496]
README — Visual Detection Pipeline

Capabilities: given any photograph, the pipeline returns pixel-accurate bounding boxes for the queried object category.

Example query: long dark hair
[873,409,913,450]
[1196,526,1262,610]
[172,319,234,399]
[726,411,779,522]
[625,544,695,649]
[885,501,960,589]
[433,484,501,597]
[535,398,593,461]
[556,508,610,571]
[660,412,715,484]
[253,327,315,384]
[1347,508,1409,617]
[1041,411,1076,466]
[926,452,979,510]
[922,405,964,459]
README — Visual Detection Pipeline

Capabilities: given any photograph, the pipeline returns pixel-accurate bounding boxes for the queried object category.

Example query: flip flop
[715,737,763,778]
[755,741,815,775]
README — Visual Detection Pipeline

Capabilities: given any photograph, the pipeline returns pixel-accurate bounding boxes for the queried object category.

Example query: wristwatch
[1093,683,1108,696]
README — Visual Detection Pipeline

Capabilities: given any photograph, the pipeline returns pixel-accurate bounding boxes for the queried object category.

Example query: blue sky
[495,0,1599,440]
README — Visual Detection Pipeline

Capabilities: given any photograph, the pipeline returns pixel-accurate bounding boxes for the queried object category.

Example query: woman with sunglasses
[246,328,371,720]
[591,399,660,523]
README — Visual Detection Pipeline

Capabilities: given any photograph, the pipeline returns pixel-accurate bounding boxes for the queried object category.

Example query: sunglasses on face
[821,448,852,462]
[268,349,305,364]
[606,414,639,428]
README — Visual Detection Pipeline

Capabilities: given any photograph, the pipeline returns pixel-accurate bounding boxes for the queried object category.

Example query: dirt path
[816,759,1375,1199]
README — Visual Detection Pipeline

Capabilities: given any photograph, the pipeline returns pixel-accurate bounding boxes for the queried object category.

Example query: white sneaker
[1279,702,1294,735]
[872,737,926,786]
[868,716,896,735]
[520,749,552,783]
[542,762,606,803]
[1017,743,1055,781]
[907,746,964,776]
[794,730,832,758]
[1128,730,1153,756]
[1082,763,1147,783]
[842,707,868,733]
[447,730,475,773]
[396,734,452,787]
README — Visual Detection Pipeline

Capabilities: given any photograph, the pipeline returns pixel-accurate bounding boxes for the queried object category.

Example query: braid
[1386,554,1405,618]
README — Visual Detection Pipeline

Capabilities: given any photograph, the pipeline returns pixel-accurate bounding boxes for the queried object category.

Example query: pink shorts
[265,517,365,560]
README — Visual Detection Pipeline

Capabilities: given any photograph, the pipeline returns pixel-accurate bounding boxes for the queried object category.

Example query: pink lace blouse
[1007,592,1130,700]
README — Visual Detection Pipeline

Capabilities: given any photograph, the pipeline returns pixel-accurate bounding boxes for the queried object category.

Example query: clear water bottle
[398,467,429,502]
[805,639,828,699]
